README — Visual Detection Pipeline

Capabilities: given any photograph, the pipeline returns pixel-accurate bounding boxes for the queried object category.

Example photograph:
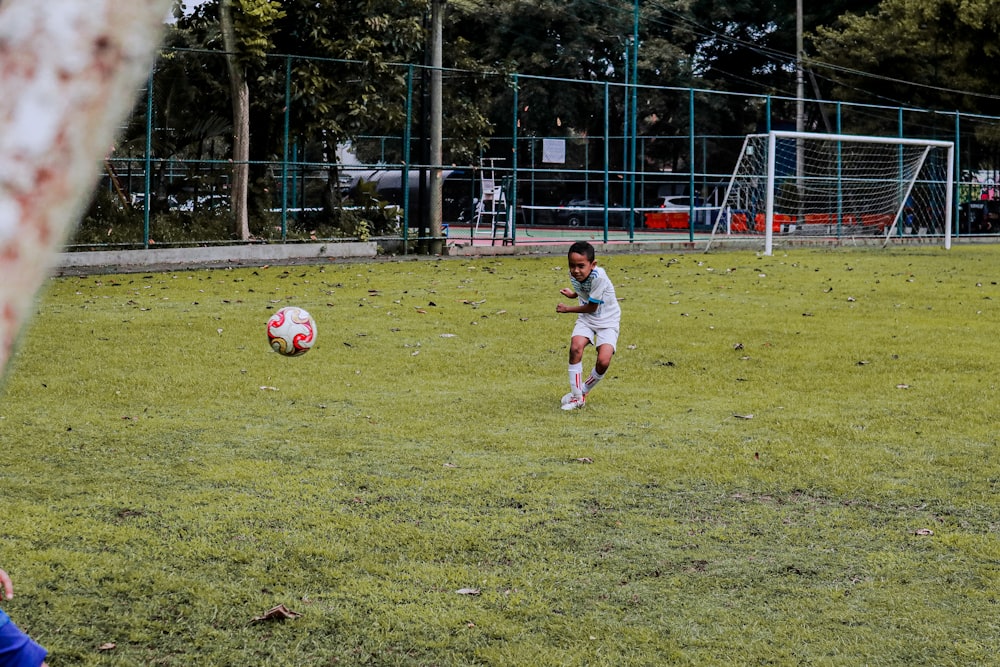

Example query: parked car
[553,198,641,228]
[644,195,720,229]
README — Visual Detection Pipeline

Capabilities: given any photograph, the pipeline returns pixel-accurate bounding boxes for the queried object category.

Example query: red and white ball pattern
[267,306,316,357]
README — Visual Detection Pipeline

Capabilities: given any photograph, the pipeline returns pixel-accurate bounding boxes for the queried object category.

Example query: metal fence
[81,47,1000,251]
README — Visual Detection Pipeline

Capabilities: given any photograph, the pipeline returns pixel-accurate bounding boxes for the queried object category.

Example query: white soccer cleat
[561,392,589,406]
[561,394,586,411]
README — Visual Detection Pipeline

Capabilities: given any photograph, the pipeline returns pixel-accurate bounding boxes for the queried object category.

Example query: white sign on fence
[542,138,566,164]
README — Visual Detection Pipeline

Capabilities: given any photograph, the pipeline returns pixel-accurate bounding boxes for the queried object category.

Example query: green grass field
[2,245,999,665]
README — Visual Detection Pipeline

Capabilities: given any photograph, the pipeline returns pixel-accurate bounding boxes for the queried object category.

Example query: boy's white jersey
[570,266,621,329]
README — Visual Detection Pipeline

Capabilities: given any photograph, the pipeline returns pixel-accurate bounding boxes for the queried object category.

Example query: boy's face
[567,251,596,282]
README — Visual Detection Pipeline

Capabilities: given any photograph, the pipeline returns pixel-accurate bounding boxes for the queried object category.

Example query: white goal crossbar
[708,131,955,255]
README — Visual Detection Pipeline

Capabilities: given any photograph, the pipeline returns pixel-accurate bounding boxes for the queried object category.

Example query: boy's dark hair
[568,241,595,262]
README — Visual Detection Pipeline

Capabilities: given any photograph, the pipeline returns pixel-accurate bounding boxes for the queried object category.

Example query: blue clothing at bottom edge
[0,610,47,667]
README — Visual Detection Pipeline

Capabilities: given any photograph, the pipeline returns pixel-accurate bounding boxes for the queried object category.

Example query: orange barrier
[861,214,894,231]
[731,212,749,232]
[725,211,897,234]
[752,213,784,232]
[645,211,690,229]
[804,213,835,226]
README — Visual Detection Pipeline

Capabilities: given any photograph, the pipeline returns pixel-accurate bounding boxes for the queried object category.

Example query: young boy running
[555,241,621,410]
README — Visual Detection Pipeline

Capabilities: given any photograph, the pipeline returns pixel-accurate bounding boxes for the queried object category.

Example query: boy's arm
[1,568,13,600]
[556,301,598,314]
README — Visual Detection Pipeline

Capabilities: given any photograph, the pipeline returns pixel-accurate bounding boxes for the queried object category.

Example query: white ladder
[473,158,512,245]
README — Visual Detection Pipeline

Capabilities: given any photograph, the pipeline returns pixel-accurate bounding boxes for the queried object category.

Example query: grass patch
[2,246,1000,665]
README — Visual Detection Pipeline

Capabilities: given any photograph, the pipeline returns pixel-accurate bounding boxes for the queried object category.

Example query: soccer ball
[266,306,317,357]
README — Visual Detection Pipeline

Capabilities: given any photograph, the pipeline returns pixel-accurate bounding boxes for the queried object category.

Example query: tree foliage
[158,0,1000,192]
[811,0,1000,117]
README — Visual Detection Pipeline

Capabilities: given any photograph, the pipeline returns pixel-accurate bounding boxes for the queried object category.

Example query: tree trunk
[428,0,444,254]
[220,0,251,241]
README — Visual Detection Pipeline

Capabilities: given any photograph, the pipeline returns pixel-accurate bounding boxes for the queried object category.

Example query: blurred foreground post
[0,0,171,373]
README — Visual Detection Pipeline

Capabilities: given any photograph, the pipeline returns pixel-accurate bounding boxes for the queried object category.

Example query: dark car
[553,198,641,228]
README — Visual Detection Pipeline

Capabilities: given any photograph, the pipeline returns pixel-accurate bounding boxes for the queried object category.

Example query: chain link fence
[75,48,1000,252]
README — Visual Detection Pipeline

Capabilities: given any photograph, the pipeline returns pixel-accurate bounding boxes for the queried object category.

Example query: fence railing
[76,48,1000,251]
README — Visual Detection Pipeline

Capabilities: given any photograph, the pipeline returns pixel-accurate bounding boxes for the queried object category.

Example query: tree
[218,0,284,240]
[181,0,443,238]
[448,0,638,137]
[809,0,1000,173]
[811,0,1000,116]
[445,0,886,184]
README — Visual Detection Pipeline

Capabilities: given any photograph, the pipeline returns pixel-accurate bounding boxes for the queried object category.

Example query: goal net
[707,132,954,254]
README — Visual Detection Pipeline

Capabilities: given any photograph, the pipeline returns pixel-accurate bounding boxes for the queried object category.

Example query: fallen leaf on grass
[456,588,481,596]
[914,528,934,536]
[443,462,459,468]
[575,457,594,464]
[98,643,116,651]
[251,604,303,623]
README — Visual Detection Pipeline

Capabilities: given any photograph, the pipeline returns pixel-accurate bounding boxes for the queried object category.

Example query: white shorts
[572,320,619,351]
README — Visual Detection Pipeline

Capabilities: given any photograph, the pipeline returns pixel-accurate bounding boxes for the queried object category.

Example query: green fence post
[511,73,519,244]
[603,81,610,245]
[629,0,639,243]
[142,69,155,249]
[402,65,414,254]
[281,54,291,242]
[955,111,961,238]
[896,106,904,238]
[688,88,695,243]
[291,141,299,216]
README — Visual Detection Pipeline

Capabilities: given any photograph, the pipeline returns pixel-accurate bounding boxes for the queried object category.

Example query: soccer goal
[706,131,954,255]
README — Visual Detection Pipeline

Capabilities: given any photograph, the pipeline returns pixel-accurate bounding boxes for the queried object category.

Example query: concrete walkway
[52,225,953,275]
[55,241,378,275]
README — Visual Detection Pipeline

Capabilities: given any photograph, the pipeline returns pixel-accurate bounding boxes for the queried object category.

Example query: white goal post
[707,131,955,255]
